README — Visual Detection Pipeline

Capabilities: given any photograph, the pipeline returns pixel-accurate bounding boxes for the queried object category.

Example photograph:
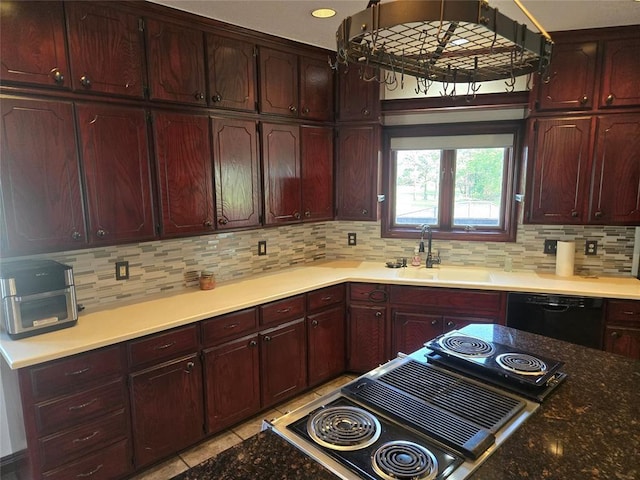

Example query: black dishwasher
[506,293,604,349]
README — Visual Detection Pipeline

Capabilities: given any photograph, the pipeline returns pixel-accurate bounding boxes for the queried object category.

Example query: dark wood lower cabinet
[129,354,204,468]
[308,306,346,386]
[605,327,640,359]
[203,335,261,434]
[347,304,388,373]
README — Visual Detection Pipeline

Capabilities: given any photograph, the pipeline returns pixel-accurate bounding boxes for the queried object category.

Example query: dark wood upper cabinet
[299,55,334,121]
[337,64,380,122]
[526,117,593,224]
[262,122,302,224]
[599,37,640,108]
[212,117,261,229]
[259,47,298,117]
[589,115,640,224]
[207,34,257,112]
[145,18,206,105]
[0,1,70,88]
[76,103,156,244]
[65,2,145,98]
[152,112,214,237]
[335,124,380,221]
[301,125,334,222]
[0,98,85,255]
[534,41,598,111]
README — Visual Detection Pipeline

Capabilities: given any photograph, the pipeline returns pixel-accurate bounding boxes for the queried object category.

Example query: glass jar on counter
[199,271,216,290]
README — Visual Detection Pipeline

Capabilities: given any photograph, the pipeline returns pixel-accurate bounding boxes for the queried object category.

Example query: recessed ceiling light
[311,8,336,19]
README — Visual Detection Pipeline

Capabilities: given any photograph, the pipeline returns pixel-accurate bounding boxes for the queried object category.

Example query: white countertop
[2,260,639,369]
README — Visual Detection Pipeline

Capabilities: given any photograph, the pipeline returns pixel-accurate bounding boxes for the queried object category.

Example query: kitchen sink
[397,267,492,283]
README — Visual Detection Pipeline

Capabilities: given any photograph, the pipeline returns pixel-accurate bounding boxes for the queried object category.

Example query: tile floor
[0,375,354,480]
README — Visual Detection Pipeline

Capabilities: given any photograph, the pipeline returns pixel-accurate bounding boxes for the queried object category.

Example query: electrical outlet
[348,233,357,246]
[258,240,267,256]
[115,261,129,280]
[543,239,557,254]
[585,240,598,255]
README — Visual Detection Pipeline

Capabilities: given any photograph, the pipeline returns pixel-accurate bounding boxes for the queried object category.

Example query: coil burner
[372,440,439,480]
[307,406,381,451]
[495,353,548,376]
[438,335,496,358]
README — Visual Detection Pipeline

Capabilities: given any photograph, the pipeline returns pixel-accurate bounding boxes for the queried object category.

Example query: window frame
[381,120,524,242]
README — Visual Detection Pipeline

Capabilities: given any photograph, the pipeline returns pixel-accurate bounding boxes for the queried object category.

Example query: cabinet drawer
[607,300,640,325]
[307,285,345,312]
[128,324,198,368]
[28,346,124,400]
[350,283,387,303]
[202,308,258,346]
[260,295,305,326]
[390,286,502,313]
[42,438,131,480]
[39,409,129,471]
[35,379,126,434]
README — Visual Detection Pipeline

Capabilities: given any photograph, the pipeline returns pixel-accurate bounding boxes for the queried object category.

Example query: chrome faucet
[422,225,441,268]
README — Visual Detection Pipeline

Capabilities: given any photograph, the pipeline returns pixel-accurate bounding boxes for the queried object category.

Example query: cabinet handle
[51,68,65,85]
[263,335,272,342]
[368,290,388,303]
[311,319,319,327]
[362,209,369,216]
[195,92,205,100]
[218,218,228,225]
[375,311,382,318]
[304,210,311,218]
[289,105,298,113]
[68,398,98,411]
[276,307,292,314]
[293,211,301,219]
[65,367,90,376]
[249,340,258,347]
[96,229,107,238]
[212,94,222,103]
[71,231,82,241]
[570,211,578,218]
[610,331,620,338]
[320,295,334,302]
[153,341,176,350]
[184,361,195,373]
[203,220,213,227]
[301,107,310,114]
[362,108,370,116]
[76,464,103,478]
[594,211,603,218]
[579,95,588,105]
[622,311,637,316]
[224,323,239,330]
[72,430,99,443]
[606,94,615,105]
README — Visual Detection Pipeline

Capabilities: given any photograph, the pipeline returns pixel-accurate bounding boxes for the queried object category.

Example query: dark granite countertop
[172,325,639,480]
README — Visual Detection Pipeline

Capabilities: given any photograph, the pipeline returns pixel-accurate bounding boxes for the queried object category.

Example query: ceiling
[148,0,640,50]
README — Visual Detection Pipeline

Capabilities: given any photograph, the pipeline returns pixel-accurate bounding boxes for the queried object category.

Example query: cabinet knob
[195,92,205,100]
[212,94,222,103]
[96,229,107,238]
[579,95,588,105]
[301,107,310,115]
[293,211,301,219]
[51,68,65,85]
[362,209,369,216]
[446,321,455,327]
[594,211,603,218]
[571,211,578,218]
[263,335,272,342]
[185,361,195,373]
[606,94,615,105]
[311,319,319,327]
[362,109,370,116]
[203,220,213,227]
[375,311,382,318]
[71,231,82,240]
[80,75,91,88]
[218,218,228,225]
[289,105,298,113]
[249,340,258,347]
[610,331,620,338]
[431,320,438,326]
[304,210,311,218]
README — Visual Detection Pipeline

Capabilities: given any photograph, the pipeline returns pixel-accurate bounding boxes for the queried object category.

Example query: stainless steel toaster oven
[0,260,78,338]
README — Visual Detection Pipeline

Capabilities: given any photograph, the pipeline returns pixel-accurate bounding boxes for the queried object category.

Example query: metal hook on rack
[504,49,517,92]
[466,57,481,101]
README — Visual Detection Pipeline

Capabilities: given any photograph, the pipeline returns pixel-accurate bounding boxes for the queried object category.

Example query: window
[382,121,523,241]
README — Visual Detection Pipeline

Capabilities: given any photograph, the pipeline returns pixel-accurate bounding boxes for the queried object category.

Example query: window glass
[395,149,441,226]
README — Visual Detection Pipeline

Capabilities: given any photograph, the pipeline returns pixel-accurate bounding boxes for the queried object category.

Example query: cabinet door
[600,38,640,108]
[212,117,261,229]
[260,319,307,407]
[348,305,387,373]
[535,41,598,111]
[335,124,380,221]
[207,34,257,112]
[0,1,69,88]
[259,47,298,117]
[65,2,145,98]
[76,104,156,244]
[0,98,85,255]
[130,354,203,467]
[301,126,334,222]
[262,123,302,224]
[526,117,593,224]
[146,18,206,105]
[337,64,380,121]
[308,306,346,386]
[203,335,260,434]
[605,327,640,360]
[392,310,442,358]
[590,115,640,224]
[153,112,214,236]
[299,55,334,121]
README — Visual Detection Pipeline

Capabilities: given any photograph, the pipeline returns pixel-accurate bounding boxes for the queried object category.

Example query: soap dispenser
[411,246,422,266]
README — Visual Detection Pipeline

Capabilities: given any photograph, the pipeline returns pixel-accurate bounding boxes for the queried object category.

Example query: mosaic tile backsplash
[7,222,636,309]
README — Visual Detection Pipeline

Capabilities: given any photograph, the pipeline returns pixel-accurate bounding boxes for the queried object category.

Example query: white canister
[555,241,575,277]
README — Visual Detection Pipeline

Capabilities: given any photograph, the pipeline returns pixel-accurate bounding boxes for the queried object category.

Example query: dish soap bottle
[411,247,422,266]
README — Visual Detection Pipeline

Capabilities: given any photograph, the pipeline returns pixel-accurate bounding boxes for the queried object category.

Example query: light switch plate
[115,261,129,280]
[258,240,267,256]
